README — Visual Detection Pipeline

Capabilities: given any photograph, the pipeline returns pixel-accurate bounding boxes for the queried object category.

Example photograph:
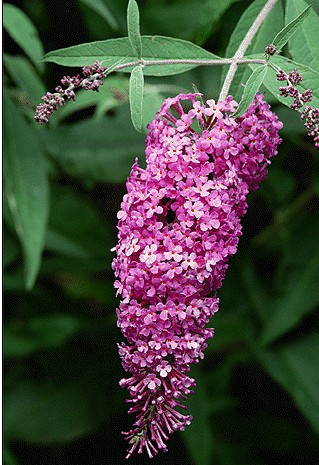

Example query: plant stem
[107,57,267,75]
[219,0,278,101]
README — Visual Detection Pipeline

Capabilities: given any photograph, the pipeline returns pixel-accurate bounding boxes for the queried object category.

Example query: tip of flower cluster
[121,369,196,458]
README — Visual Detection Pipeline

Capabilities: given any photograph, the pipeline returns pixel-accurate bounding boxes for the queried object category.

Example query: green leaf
[285,0,319,70]
[3,229,20,267]
[257,331,319,435]
[79,0,119,31]
[142,0,239,46]
[46,186,115,267]
[221,0,284,101]
[4,379,106,443]
[206,311,246,354]
[275,105,308,136]
[222,0,267,62]
[260,213,319,345]
[43,35,220,76]
[41,105,145,184]
[272,4,311,51]
[52,273,118,306]
[142,92,165,134]
[4,315,81,358]
[94,75,129,119]
[183,366,216,465]
[191,0,244,46]
[219,409,319,460]
[4,95,50,289]
[129,65,144,131]
[3,445,19,465]
[127,0,142,58]
[3,4,44,72]
[4,267,25,293]
[232,65,267,117]
[39,257,102,276]
[4,54,46,107]
[45,229,95,261]
[4,324,121,443]
[262,166,295,207]
[263,253,319,343]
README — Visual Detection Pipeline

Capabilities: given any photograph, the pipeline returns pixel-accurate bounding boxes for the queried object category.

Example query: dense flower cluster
[112,93,282,458]
[277,68,319,147]
[34,61,107,124]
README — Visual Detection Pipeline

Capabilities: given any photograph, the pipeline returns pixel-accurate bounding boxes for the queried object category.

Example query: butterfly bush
[112,92,283,458]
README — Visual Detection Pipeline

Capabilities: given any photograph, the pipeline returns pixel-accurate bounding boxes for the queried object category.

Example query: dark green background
[4,1,319,464]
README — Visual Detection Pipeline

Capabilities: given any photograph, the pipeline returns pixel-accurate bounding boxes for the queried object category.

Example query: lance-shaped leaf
[285,0,319,70]
[79,0,119,31]
[3,3,44,72]
[183,366,216,465]
[40,105,145,184]
[272,4,311,51]
[4,54,46,107]
[256,331,319,436]
[129,65,144,132]
[43,35,221,76]
[127,0,142,58]
[259,211,319,346]
[232,65,268,118]
[4,315,81,358]
[4,95,49,289]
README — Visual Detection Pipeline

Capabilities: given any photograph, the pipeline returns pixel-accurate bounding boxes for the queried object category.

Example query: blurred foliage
[3,0,319,464]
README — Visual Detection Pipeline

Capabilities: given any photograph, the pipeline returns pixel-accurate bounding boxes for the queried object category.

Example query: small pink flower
[125,237,140,256]
[144,200,164,218]
[140,244,158,265]
[166,335,179,349]
[184,200,205,219]
[188,100,206,120]
[117,209,127,220]
[175,113,193,132]
[204,99,224,119]
[164,244,183,262]
[181,252,198,270]
[144,373,161,390]
[164,261,183,279]
[157,302,174,320]
[156,361,172,377]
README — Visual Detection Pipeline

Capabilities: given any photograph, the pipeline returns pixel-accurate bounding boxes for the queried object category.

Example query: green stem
[106,57,267,75]
[219,0,278,101]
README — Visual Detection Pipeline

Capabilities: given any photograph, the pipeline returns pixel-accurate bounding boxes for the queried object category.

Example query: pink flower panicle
[34,61,107,124]
[112,92,282,458]
[276,68,319,147]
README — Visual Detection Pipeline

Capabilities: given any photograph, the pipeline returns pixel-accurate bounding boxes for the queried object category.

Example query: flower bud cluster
[264,43,277,57]
[301,106,319,146]
[34,61,107,124]
[112,92,282,458]
[277,68,319,147]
